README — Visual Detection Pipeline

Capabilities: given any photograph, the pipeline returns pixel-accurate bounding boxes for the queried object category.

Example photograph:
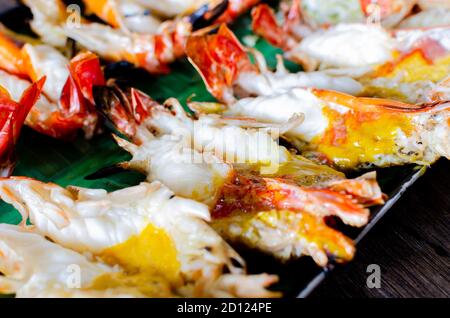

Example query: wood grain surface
[0,0,448,299]
[312,159,450,298]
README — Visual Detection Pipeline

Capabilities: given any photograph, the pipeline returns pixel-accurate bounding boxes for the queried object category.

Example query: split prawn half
[22,0,259,74]
[0,78,45,177]
[188,24,450,105]
[251,1,450,74]
[358,26,450,104]
[0,29,105,139]
[187,24,364,104]
[0,224,177,297]
[398,1,450,29]
[81,0,261,33]
[92,85,385,265]
[186,24,450,170]
[0,177,279,298]
[267,0,417,31]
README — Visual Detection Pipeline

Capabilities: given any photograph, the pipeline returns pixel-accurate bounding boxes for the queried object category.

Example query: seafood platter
[0,0,448,298]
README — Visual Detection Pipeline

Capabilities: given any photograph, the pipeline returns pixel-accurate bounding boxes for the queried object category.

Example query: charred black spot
[103,61,150,81]
[93,86,119,114]
[84,164,130,180]
[190,0,229,31]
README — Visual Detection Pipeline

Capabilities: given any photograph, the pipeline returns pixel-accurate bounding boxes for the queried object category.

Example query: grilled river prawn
[82,0,164,34]
[0,79,45,177]
[187,24,364,104]
[92,85,384,265]
[0,177,278,298]
[358,27,450,104]
[0,224,177,297]
[189,24,450,106]
[253,0,416,33]
[82,0,261,21]
[0,30,105,139]
[398,3,450,28]
[82,0,261,33]
[225,90,450,169]
[251,1,450,75]
[187,24,450,170]
[22,0,259,74]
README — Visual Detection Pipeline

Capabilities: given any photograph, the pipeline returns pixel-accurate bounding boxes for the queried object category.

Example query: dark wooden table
[312,159,450,298]
[1,0,449,299]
